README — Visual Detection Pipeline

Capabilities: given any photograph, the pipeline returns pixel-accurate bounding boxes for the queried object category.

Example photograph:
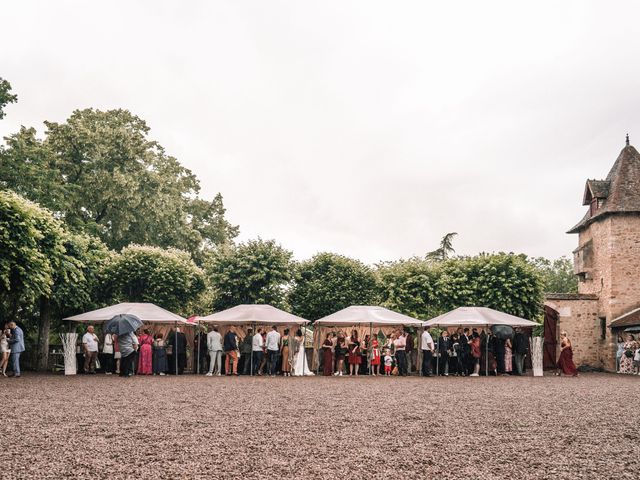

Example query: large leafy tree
[437,253,544,320]
[0,77,17,119]
[103,245,206,317]
[289,253,379,321]
[531,256,578,293]
[0,191,112,369]
[205,239,293,310]
[376,257,441,319]
[0,108,238,257]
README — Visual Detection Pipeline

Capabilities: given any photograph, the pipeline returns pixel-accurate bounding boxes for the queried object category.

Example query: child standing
[370,339,381,376]
[634,346,640,375]
[383,350,393,376]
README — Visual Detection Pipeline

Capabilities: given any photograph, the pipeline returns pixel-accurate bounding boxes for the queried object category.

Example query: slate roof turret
[568,143,640,233]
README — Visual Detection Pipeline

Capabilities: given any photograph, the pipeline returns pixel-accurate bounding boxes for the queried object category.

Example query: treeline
[0,78,576,369]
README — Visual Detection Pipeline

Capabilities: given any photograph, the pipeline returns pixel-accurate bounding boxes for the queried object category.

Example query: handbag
[624,349,634,358]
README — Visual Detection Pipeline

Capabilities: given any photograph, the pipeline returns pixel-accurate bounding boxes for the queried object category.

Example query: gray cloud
[1,0,638,263]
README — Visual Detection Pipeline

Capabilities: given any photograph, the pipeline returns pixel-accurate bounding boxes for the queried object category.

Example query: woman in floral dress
[619,334,638,375]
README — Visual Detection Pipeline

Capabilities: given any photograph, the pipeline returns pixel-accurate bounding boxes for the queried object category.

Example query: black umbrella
[491,325,514,340]
[104,314,144,335]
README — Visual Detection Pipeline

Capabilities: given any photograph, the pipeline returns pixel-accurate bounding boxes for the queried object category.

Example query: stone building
[544,137,640,370]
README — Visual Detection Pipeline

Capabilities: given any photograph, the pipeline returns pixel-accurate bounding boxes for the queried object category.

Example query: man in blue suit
[7,322,24,377]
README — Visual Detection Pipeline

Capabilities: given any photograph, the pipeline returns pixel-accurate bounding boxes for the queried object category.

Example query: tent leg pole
[303,323,307,374]
[197,322,200,375]
[369,322,372,375]
[251,322,255,377]
[485,325,489,377]
[175,322,178,376]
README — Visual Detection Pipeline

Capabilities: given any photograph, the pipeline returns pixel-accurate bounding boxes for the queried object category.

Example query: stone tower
[545,140,640,370]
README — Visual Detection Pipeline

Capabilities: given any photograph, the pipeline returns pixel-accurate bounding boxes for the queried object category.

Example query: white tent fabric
[315,306,423,327]
[64,302,188,324]
[423,307,539,328]
[198,304,309,325]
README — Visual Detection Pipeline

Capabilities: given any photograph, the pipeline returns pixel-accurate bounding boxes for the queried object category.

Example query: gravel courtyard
[1,373,639,479]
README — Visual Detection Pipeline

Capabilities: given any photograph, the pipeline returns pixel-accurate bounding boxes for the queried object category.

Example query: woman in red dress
[322,334,333,376]
[137,328,154,375]
[348,330,361,376]
[556,331,578,377]
[370,339,381,376]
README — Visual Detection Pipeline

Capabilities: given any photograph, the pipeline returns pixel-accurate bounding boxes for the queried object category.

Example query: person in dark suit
[168,327,187,375]
[438,330,452,376]
[7,322,25,378]
[458,328,470,376]
[512,328,528,376]
[493,335,506,375]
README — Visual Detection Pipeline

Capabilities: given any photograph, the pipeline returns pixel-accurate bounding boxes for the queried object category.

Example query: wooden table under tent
[63,302,195,375]
[313,305,424,375]
[197,304,310,376]
[422,307,540,376]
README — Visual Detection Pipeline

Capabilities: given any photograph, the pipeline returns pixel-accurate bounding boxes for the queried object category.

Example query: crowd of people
[81,326,187,377]
[315,326,532,377]
[6,321,639,378]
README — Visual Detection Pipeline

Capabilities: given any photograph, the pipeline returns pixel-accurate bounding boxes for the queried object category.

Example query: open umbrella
[104,314,143,336]
[491,325,514,340]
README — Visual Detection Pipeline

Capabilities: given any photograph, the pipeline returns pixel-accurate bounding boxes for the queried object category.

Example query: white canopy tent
[423,307,539,328]
[313,306,423,373]
[64,302,192,374]
[197,304,310,376]
[314,305,423,327]
[198,304,309,325]
[64,302,188,324]
[423,307,539,377]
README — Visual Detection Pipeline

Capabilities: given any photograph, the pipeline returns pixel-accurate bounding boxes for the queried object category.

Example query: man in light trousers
[206,326,223,376]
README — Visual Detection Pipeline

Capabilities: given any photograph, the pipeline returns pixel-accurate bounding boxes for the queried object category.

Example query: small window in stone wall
[600,317,606,340]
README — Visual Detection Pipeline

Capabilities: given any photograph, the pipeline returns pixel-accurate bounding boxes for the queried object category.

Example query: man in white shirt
[265,325,281,376]
[206,326,223,376]
[82,325,100,374]
[252,328,265,375]
[421,327,435,377]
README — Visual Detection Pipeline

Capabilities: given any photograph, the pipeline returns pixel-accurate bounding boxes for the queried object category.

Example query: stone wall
[544,296,601,368]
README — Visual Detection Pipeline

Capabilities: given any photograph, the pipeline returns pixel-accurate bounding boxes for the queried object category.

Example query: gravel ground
[1,372,639,479]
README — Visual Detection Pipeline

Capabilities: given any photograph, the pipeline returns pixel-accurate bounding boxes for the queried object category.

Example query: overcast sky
[2,1,638,264]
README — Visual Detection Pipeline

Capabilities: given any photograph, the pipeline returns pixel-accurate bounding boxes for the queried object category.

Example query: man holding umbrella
[104,314,143,378]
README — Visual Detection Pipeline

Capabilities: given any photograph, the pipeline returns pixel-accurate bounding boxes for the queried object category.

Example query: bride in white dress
[292,329,314,376]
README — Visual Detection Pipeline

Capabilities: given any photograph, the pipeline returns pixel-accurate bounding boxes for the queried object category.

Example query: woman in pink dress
[137,328,154,375]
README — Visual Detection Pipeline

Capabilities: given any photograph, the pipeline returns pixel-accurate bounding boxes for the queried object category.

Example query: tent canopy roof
[198,304,309,325]
[64,302,188,324]
[314,306,423,327]
[423,307,539,328]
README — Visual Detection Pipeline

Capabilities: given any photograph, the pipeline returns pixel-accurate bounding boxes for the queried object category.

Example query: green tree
[0,108,238,256]
[426,232,458,262]
[376,257,441,319]
[0,77,17,119]
[437,253,544,320]
[103,245,206,316]
[205,239,293,310]
[289,253,379,321]
[531,256,578,293]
